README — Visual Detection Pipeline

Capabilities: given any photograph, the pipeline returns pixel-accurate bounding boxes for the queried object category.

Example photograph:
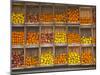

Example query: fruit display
[54,53,67,64]
[54,6,67,23]
[54,32,66,44]
[40,13,53,23]
[41,32,53,44]
[81,36,92,44]
[67,33,80,44]
[54,14,66,23]
[39,6,53,23]
[12,12,24,24]
[81,48,93,64]
[12,31,24,45]
[68,47,80,64]
[26,13,39,24]
[68,52,80,64]
[26,5,39,24]
[27,32,39,45]
[67,7,79,23]
[25,56,39,66]
[40,50,53,66]
[80,8,92,25]
[11,2,96,71]
[11,50,24,68]
[12,5,25,25]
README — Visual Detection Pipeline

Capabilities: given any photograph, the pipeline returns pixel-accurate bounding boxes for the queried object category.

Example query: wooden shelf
[12,25,24,27]
[26,45,39,48]
[81,44,92,47]
[11,1,96,74]
[41,44,53,47]
[12,45,24,48]
[68,44,80,47]
[55,43,67,46]
[12,65,96,74]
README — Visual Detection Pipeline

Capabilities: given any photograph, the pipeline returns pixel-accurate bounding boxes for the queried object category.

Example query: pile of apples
[26,13,39,24]
[41,32,53,44]
[11,50,24,68]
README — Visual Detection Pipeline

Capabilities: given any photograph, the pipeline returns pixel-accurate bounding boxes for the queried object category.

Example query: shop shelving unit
[11,1,96,74]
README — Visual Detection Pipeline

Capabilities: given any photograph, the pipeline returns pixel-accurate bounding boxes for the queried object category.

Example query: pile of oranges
[27,32,39,45]
[67,33,80,44]
[67,7,79,23]
[81,50,93,64]
[40,13,53,23]
[80,17,92,24]
[54,53,67,64]
[54,14,67,23]
[12,32,24,45]
[25,56,39,66]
